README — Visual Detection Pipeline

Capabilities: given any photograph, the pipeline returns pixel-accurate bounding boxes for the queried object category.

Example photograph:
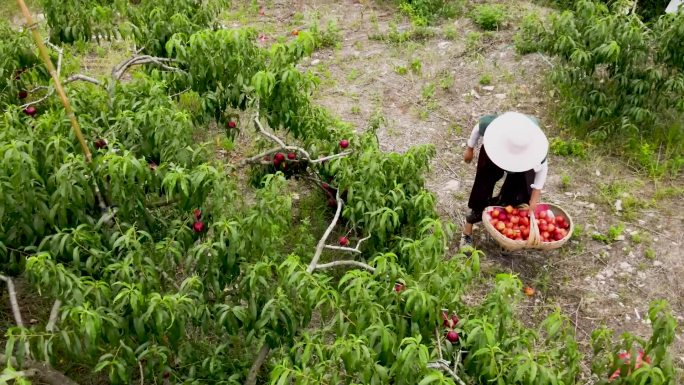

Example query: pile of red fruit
[441,310,460,344]
[486,205,570,243]
[534,207,570,242]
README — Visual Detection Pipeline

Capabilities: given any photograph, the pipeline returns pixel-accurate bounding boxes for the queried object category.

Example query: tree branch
[0,354,79,385]
[245,344,270,385]
[112,55,184,80]
[426,360,467,385]
[323,235,370,254]
[253,112,286,147]
[307,190,342,273]
[46,299,61,332]
[64,74,103,86]
[313,260,375,273]
[0,275,24,328]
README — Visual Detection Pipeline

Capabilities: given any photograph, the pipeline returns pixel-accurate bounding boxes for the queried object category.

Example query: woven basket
[532,203,574,251]
[482,203,573,251]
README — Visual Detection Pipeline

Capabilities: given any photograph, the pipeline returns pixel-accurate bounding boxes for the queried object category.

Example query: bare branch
[46,300,61,332]
[313,260,375,273]
[169,87,191,98]
[307,190,343,273]
[254,112,286,147]
[245,344,270,385]
[19,88,53,109]
[138,361,144,385]
[324,235,370,254]
[426,360,467,385]
[435,328,443,361]
[112,55,184,80]
[0,275,24,328]
[65,74,103,86]
[310,151,353,164]
[45,41,63,77]
[0,354,79,385]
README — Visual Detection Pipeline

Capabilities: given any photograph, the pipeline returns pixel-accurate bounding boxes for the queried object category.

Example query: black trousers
[466,145,535,224]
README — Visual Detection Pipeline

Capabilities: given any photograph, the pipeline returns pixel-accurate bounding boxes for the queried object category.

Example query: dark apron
[466,144,535,224]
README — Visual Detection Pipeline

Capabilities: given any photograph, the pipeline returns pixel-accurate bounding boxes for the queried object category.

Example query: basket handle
[526,211,542,247]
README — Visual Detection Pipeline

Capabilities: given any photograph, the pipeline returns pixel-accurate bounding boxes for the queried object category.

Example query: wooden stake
[16,0,92,163]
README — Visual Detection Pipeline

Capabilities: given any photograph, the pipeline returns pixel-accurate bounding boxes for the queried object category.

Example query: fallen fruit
[227,120,237,129]
[274,153,285,162]
[445,330,459,343]
[193,221,204,233]
[339,236,349,246]
[292,29,299,36]
[339,139,349,149]
[23,106,37,116]
[394,282,404,292]
[524,287,535,297]
[18,90,28,99]
[287,152,296,160]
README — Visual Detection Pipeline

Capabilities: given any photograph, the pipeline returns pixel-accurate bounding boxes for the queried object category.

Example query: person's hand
[528,200,538,215]
[529,188,541,214]
[464,147,474,163]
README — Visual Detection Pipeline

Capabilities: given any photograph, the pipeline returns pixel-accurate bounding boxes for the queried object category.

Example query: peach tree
[0,12,681,385]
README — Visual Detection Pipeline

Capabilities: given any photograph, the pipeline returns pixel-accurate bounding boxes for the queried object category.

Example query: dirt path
[241,0,684,365]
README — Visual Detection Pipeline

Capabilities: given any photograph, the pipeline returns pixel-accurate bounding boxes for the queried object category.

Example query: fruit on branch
[148,161,158,171]
[339,139,349,149]
[338,236,349,246]
[193,208,202,220]
[394,282,404,292]
[18,90,28,99]
[227,120,237,129]
[274,153,285,162]
[23,106,37,117]
[445,330,459,344]
[192,221,205,233]
[94,138,108,150]
[287,152,296,160]
[327,198,337,208]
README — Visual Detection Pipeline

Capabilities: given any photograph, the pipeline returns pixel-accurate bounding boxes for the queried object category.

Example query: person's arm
[464,124,480,163]
[529,161,548,212]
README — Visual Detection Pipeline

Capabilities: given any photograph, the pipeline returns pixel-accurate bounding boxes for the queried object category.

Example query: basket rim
[482,203,573,250]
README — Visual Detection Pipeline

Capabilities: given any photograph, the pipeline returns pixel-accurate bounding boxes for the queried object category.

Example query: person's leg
[463,146,504,242]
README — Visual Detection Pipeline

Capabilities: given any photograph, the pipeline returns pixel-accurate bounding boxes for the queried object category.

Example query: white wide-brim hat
[483,112,549,173]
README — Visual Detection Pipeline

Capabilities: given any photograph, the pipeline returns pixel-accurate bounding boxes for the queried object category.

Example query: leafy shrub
[471,4,507,31]
[396,0,464,26]
[514,0,684,176]
[550,138,587,158]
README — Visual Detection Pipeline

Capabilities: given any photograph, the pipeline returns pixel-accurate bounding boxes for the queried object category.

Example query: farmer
[459,111,549,248]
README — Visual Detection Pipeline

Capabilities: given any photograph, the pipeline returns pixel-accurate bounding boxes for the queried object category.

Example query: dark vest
[478,114,547,164]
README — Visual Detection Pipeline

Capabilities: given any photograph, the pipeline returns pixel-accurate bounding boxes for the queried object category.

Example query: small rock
[311,59,320,66]
[596,273,605,280]
[564,192,573,196]
[615,199,622,211]
[30,318,38,324]
[587,203,596,210]
[637,271,646,279]
[494,93,506,99]
[604,269,614,278]
[608,293,619,299]
[470,89,481,99]
[653,260,663,267]
[625,315,631,321]
[596,169,601,176]
[442,180,460,192]
[482,85,495,91]
[437,41,451,50]
[615,235,625,241]
[619,262,633,272]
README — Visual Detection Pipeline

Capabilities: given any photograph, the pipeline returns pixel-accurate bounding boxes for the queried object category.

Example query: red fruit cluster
[441,310,460,344]
[535,209,570,242]
[609,350,651,381]
[487,205,531,241]
[192,208,205,234]
[487,205,570,243]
